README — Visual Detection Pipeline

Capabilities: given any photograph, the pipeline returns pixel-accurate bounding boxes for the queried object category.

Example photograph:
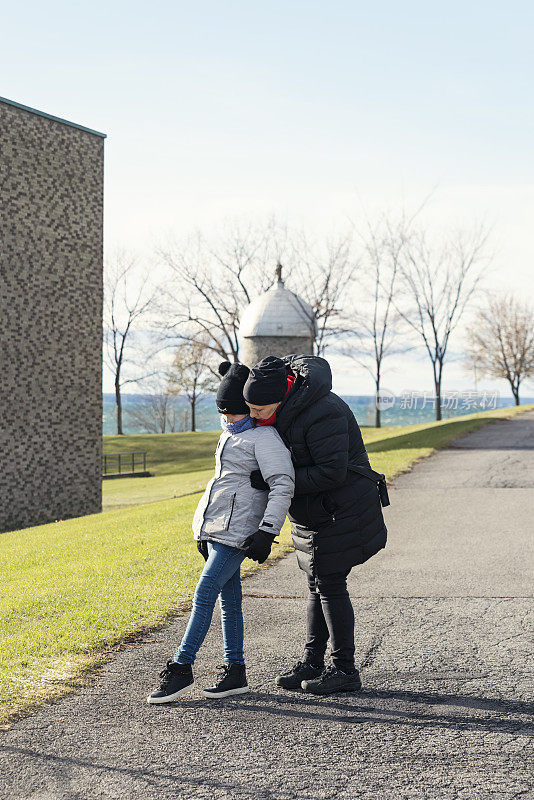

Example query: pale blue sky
[2,1,533,397]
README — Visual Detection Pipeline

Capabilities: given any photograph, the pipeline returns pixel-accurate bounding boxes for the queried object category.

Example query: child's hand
[243,530,276,564]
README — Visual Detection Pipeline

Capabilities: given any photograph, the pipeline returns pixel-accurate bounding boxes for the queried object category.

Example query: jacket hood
[276,354,332,431]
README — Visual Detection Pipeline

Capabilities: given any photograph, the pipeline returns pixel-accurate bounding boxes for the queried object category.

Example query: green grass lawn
[2,403,532,724]
[104,430,220,475]
[103,470,215,510]
[102,430,220,510]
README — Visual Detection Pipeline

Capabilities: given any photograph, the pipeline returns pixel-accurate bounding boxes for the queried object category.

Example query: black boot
[301,665,362,695]
[203,664,250,698]
[275,660,324,691]
[147,660,194,704]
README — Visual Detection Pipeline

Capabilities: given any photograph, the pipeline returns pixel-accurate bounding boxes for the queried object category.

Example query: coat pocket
[202,489,237,534]
[289,493,334,528]
[319,493,337,521]
[305,492,337,525]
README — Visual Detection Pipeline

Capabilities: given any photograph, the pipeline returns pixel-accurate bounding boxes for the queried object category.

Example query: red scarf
[256,373,295,426]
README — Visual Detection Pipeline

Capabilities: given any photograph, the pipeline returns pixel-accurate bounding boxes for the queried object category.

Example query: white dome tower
[239,264,317,367]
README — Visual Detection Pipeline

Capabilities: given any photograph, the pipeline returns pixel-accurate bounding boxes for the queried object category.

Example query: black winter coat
[275,354,387,576]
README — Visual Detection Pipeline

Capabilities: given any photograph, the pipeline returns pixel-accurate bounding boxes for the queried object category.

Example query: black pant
[303,569,355,672]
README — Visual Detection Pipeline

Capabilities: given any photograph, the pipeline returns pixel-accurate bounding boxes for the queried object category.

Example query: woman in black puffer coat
[243,353,388,695]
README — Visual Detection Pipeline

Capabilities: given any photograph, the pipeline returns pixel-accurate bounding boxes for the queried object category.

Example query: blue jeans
[174,541,247,665]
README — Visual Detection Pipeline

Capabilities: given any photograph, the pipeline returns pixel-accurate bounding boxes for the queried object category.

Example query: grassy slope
[103,431,220,510]
[104,430,220,475]
[2,403,532,724]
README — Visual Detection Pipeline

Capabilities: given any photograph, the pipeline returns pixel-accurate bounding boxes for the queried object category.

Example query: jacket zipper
[226,493,237,530]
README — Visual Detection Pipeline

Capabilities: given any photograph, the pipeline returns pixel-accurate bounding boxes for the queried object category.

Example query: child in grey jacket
[147,361,294,704]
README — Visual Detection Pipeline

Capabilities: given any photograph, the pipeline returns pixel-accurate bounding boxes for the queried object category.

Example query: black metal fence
[102,451,147,477]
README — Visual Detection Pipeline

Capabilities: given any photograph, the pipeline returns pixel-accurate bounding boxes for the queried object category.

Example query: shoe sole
[146,681,194,704]
[202,686,250,698]
[275,681,305,691]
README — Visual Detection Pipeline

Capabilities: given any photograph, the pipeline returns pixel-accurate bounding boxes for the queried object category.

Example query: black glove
[243,530,276,564]
[197,540,209,561]
[250,469,270,491]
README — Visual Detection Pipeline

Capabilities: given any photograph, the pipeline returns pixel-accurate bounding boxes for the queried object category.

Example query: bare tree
[465,294,534,405]
[167,337,219,431]
[285,230,357,355]
[124,372,184,434]
[157,219,355,361]
[157,221,275,363]
[396,226,491,420]
[338,216,412,426]
[104,252,162,435]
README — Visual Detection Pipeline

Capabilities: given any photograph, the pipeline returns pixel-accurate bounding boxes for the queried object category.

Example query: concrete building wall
[240,335,314,368]
[0,99,105,532]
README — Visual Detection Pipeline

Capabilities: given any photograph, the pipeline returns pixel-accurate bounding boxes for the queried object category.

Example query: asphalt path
[1,412,533,799]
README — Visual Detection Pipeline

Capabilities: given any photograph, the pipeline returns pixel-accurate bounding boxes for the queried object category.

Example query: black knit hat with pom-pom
[216,361,251,414]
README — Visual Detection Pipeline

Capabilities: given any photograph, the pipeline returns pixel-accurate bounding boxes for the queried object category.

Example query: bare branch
[393,224,491,419]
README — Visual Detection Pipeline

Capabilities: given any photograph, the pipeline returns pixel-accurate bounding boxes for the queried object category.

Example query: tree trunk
[115,375,123,435]
[161,397,167,433]
[190,397,196,432]
[375,377,381,428]
[512,384,520,406]
[435,376,442,421]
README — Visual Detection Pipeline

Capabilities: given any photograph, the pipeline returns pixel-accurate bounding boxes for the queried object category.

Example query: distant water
[102,392,532,435]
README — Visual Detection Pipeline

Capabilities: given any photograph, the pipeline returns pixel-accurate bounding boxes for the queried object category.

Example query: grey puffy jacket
[193,426,295,549]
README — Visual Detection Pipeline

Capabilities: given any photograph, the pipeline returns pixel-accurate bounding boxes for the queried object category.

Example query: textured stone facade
[0,99,105,532]
[240,335,314,368]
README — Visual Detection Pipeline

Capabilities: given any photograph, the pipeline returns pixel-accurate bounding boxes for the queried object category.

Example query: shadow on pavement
[0,746,273,799]
[2,687,532,797]
[171,689,534,737]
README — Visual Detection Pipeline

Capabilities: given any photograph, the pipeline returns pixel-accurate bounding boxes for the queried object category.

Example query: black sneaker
[275,660,324,691]
[202,664,250,698]
[301,665,362,695]
[147,660,194,704]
